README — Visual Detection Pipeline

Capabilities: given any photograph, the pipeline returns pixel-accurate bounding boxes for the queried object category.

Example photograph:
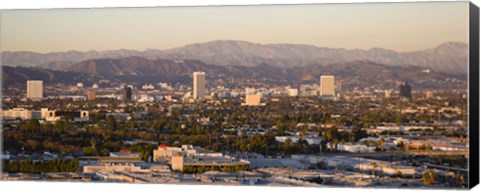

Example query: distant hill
[2,40,468,73]
[2,66,96,87]
[63,57,466,90]
[2,57,466,90]
[67,56,219,76]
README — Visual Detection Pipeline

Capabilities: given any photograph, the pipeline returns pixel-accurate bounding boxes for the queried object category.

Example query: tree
[25,119,41,130]
[396,171,403,178]
[54,120,68,131]
[82,147,95,155]
[26,139,40,151]
[379,138,385,151]
[106,116,117,128]
[422,170,436,186]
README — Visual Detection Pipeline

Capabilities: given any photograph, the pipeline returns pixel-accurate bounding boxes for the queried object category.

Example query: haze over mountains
[2,40,468,73]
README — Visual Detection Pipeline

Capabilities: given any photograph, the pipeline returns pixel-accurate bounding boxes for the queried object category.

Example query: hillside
[2,40,468,73]
[64,57,466,90]
[2,66,96,87]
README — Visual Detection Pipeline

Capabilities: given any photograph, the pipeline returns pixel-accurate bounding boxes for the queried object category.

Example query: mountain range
[2,40,468,73]
[3,57,466,90]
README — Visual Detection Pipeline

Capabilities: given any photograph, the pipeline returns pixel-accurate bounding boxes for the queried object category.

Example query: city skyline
[1,2,468,53]
[0,2,474,188]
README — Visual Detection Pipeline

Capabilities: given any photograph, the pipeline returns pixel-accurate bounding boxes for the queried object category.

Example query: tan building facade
[244,94,262,106]
[87,90,96,101]
[320,75,335,97]
[1,108,33,120]
[27,80,43,99]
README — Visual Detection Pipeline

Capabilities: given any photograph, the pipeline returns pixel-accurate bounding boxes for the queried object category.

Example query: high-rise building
[27,80,43,99]
[385,89,391,98]
[123,86,133,101]
[399,82,412,99]
[320,75,335,97]
[425,91,434,99]
[193,72,205,100]
[87,90,96,101]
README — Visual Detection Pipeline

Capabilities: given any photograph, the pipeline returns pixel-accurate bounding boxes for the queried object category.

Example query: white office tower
[320,75,335,97]
[193,72,206,100]
[27,80,43,99]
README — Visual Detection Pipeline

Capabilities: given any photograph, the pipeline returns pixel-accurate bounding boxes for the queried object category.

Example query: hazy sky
[0,1,469,53]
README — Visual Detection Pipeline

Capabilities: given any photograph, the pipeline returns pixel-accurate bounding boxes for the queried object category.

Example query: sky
[0,1,469,53]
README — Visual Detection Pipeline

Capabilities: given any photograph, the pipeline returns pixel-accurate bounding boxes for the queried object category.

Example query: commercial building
[123,86,133,101]
[1,108,34,120]
[288,88,298,97]
[42,109,89,122]
[109,150,140,158]
[319,75,335,98]
[153,144,249,172]
[296,155,417,177]
[275,135,322,145]
[193,72,206,100]
[399,82,412,99]
[330,143,376,153]
[384,90,391,98]
[226,153,305,170]
[81,157,171,174]
[1,108,89,122]
[27,80,43,99]
[142,84,155,90]
[242,94,264,106]
[425,91,434,99]
[87,90,96,101]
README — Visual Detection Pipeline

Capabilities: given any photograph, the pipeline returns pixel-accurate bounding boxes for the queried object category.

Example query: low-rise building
[42,109,89,122]
[1,108,34,120]
[109,150,140,158]
[153,144,249,172]
[242,94,265,106]
[275,136,322,145]
[82,159,170,174]
[1,108,89,122]
[332,143,376,153]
